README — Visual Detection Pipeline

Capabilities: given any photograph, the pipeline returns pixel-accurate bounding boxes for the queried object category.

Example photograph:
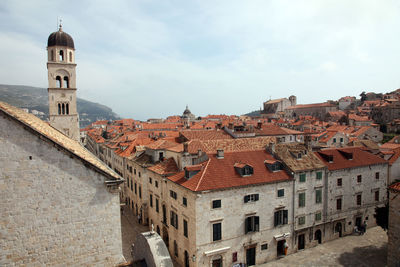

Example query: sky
[0,0,400,120]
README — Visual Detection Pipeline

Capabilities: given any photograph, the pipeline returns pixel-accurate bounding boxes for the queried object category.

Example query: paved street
[120,207,149,262]
[259,226,387,267]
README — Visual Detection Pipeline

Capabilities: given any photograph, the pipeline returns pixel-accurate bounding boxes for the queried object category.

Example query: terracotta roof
[264,98,287,104]
[148,157,179,176]
[254,124,288,136]
[274,143,325,172]
[180,130,232,141]
[168,150,291,192]
[286,103,336,110]
[145,139,180,150]
[0,101,121,181]
[315,147,387,171]
[389,181,400,192]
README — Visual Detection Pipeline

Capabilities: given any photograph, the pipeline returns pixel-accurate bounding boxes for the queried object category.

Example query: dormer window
[184,165,202,180]
[234,163,253,177]
[264,159,282,172]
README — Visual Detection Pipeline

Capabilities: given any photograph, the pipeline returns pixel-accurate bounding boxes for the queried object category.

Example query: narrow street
[259,226,387,267]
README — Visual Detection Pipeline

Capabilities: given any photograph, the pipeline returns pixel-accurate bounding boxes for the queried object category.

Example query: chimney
[198,149,202,156]
[257,120,262,129]
[268,142,275,154]
[216,149,224,159]
[304,134,312,151]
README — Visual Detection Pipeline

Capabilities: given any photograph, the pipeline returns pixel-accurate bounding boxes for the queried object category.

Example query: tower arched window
[69,52,73,62]
[56,76,62,88]
[51,50,54,61]
[62,103,65,115]
[59,50,64,61]
[63,77,69,88]
[58,103,61,115]
[66,103,69,115]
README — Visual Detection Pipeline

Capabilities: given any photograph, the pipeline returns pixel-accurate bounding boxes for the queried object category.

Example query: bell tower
[47,24,79,141]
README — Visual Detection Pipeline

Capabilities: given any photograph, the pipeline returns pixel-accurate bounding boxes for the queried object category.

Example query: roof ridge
[195,159,210,191]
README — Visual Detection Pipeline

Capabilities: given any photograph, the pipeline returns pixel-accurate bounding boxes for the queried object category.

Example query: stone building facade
[388,182,400,267]
[284,102,337,120]
[0,102,124,266]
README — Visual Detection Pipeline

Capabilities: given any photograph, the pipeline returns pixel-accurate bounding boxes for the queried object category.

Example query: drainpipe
[291,172,296,250]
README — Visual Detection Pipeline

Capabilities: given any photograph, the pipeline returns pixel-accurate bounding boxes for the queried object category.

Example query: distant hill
[243,110,262,117]
[0,84,120,128]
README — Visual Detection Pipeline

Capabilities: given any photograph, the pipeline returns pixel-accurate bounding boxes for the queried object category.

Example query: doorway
[212,257,222,267]
[356,217,362,228]
[314,230,322,244]
[335,222,342,237]
[246,247,256,266]
[298,234,305,250]
[277,240,285,256]
[184,250,189,267]
[162,227,169,248]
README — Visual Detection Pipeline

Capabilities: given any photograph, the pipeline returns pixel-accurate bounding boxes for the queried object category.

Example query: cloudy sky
[0,0,399,120]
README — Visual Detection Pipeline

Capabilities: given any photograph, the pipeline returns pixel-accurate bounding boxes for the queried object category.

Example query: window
[315,189,322,204]
[299,173,306,182]
[139,186,142,198]
[63,76,69,88]
[170,190,177,200]
[212,199,221,209]
[156,199,159,213]
[139,172,141,178]
[149,177,152,184]
[134,183,137,194]
[155,180,158,188]
[244,194,259,203]
[183,197,187,207]
[212,222,222,241]
[375,190,379,201]
[183,219,188,238]
[56,76,62,88]
[59,50,64,61]
[170,211,178,229]
[315,212,322,221]
[316,171,322,180]
[174,240,178,257]
[357,175,362,183]
[298,216,305,225]
[245,216,260,233]
[340,137,344,143]
[299,192,306,207]
[337,178,342,187]
[333,138,336,143]
[375,172,379,180]
[69,51,72,62]
[356,194,362,206]
[134,169,136,175]
[261,243,268,250]
[130,181,133,191]
[127,177,130,188]
[274,209,288,226]
[150,194,153,207]
[336,198,342,210]
[159,152,164,161]
[277,189,284,197]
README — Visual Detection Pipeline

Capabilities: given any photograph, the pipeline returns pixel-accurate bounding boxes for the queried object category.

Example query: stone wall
[0,115,124,266]
[388,189,400,267]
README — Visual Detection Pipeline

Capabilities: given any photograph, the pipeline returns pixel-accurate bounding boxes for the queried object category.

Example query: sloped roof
[148,157,179,176]
[389,181,400,192]
[168,150,291,192]
[315,147,387,171]
[180,130,232,141]
[0,101,121,181]
[274,143,325,172]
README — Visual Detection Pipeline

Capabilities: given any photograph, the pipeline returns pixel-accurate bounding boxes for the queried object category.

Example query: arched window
[59,50,64,61]
[51,50,54,61]
[66,103,69,114]
[63,77,69,88]
[62,103,65,115]
[58,103,61,115]
[56,76,62,88]
[69,51,73,62]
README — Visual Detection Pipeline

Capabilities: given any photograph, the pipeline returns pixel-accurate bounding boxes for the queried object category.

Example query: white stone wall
[0,116,124,266]
[195,181,293,267]
[325,164,388,239]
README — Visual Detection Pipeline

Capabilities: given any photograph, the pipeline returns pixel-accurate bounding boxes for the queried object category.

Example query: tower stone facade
[47,25,79,141]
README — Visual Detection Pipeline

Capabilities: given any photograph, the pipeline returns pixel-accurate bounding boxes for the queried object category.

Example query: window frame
[315,188,322,204]
[212,222,222,241]
[299,192,306,207]
[299,173,306,183]
[277,189,285,198]
[212,199,222,209]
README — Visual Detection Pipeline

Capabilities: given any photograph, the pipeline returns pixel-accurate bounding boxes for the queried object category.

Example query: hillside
[0,84,120,128]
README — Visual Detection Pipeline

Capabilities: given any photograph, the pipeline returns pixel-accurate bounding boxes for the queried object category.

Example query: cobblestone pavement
[120,207,181,266]
[120,208,149,262]
[259,226,387,267]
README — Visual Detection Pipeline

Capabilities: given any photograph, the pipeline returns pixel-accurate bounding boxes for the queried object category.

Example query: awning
[274,232,290,241]
[204,247,230,256]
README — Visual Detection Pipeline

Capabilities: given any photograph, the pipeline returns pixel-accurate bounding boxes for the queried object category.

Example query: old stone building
[47,24,80,141]
[284,102,337,120]
[262,96,296,119]
[0,101,124,266]
[316,147,388,239]
[388,182,400,267]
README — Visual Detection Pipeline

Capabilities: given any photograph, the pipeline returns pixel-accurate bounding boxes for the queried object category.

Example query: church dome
[183,105,192,115]
[47,26,75,49]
